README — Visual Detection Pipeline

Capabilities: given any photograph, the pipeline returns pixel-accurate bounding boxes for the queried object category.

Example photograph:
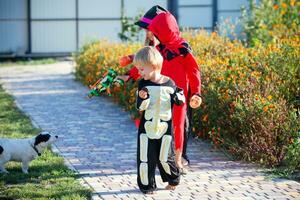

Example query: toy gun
[87,68,124,98]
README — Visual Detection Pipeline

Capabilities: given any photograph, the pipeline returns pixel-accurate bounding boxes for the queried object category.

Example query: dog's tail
[0,145,3,155]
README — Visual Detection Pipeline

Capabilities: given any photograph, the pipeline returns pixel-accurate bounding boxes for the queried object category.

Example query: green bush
[242,0,300,46]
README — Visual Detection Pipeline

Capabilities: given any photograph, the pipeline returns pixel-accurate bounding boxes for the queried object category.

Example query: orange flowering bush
[75,1,299,173]
[75,31,299,173]
[74,40,142,119]
[75,40,141,85]
[183,31,299,169]
[242,0,300,46]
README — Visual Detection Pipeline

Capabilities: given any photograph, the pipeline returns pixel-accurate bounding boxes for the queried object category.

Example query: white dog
[0,133,58,174]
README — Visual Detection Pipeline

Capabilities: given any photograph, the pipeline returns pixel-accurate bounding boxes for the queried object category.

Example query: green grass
[264,167,300,182]
[0,86,92,200]
[0,58,57,67]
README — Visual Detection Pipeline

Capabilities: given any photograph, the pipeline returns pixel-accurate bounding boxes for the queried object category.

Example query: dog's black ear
[34,134,51,145]
[0,145,3,154]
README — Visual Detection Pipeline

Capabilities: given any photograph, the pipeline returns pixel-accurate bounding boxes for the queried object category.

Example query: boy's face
[137,65,155,80]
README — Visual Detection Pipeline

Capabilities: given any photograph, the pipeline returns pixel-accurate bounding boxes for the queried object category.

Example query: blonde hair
[133,46,163,70]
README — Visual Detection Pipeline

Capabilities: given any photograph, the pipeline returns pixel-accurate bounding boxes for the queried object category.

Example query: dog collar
[31,145,41,156]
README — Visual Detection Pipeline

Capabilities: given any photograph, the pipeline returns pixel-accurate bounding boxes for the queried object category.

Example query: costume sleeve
[172,87,185,105]
[184,53,202,95]
[119,55,134,67]
[126,66,141,81]
[169,80,185,105]
[136,80,150,111]
[120,54,141,81]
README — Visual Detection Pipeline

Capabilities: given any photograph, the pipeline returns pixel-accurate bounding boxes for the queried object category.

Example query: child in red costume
[119,5,202,172]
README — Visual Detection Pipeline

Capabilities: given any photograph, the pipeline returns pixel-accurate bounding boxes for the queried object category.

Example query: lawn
[0,85,92,200]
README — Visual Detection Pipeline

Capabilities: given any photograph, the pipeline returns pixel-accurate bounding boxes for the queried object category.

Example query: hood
[148,12,184,47]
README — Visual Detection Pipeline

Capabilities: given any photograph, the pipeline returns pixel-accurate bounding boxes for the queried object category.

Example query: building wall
[77,0,121,46]
[31,0,76,53]
[178,0,248,30]
[218,0,248,22]
[178,0,213,29]
[78,0,167,46]
[0,0,28,54]
[0,0,248,55]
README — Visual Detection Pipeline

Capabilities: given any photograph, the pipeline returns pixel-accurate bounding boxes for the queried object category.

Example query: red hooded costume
[126,6,201,151]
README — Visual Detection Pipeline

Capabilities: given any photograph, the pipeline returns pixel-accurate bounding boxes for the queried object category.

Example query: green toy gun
[87,68,124,98]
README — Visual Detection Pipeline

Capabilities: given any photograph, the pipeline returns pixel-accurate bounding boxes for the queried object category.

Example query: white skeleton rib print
[144,86,174,139]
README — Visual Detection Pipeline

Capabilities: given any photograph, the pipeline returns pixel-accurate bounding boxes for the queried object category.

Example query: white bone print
[159,135,172,175]
[140,134,148,162]
[144,86,174,139]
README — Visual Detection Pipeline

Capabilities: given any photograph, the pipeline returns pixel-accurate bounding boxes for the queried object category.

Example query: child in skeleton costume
[134,46,183,194]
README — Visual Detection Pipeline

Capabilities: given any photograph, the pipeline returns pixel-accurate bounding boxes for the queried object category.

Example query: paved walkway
[0,62,299,200]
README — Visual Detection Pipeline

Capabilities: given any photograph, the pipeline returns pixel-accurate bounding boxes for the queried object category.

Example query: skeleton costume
[136,78,184,193]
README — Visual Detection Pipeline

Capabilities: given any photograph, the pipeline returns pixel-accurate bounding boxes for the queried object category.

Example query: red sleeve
[184,53,201,95]
[120,54,141,81]
[126,66,141,81]
[119,55,134,67]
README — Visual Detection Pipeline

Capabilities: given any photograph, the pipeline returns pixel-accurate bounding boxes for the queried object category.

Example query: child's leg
[182,105,193,165]
[157,135,180,188]
[137,133,158,194]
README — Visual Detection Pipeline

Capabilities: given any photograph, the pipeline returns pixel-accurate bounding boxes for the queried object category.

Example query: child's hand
[189,95,202,109]
[139,89,148,99]
[115,75,130,82]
